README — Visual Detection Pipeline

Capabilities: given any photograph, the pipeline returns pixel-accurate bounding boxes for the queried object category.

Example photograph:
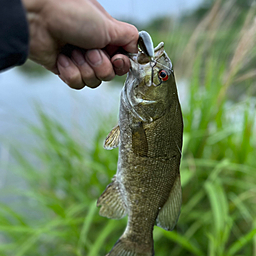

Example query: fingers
[108,20,139,53]
[85,49,115,81]
[112,54,131,76]
[57,54,85,89]
[57,52,102,90]
[72,50,101,88]
[57,49,130,89]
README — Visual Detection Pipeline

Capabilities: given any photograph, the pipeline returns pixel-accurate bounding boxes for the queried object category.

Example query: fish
[97,31,183,256]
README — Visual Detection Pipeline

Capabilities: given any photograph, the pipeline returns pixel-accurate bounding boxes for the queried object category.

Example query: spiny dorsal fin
[97,176,127,219]
[104,125,120,150]
[156,174,182,231]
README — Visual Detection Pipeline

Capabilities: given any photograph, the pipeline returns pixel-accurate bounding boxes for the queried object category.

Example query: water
[0,68,121,142]
[0,68,121,191]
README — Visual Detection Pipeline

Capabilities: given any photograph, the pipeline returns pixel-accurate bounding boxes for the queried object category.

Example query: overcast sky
[97,0,205,25]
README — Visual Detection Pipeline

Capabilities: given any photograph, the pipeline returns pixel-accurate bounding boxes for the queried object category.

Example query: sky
[97,0,205,25]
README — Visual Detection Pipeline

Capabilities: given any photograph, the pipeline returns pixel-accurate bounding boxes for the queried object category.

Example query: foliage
[1,0,256,255]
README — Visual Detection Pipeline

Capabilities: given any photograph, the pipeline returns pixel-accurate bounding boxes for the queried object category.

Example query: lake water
[0,68,121,142]
[0,68,121,192]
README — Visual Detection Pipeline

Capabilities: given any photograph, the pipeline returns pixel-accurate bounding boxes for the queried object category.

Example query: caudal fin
[106,237,154,256]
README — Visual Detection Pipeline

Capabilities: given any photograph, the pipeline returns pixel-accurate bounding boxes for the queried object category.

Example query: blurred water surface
[0,68,121,192]
[0,69,120,145]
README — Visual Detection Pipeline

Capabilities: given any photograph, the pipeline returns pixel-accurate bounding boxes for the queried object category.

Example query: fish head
[124,42,177,122]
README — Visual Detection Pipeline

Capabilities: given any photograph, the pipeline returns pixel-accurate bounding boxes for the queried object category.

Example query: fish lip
[129,58,142,73]
[130,50,171,88]
[130,58,162,88]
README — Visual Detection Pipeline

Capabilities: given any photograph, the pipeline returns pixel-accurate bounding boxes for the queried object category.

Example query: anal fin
[156,174,182,231]
[97,176,126,219]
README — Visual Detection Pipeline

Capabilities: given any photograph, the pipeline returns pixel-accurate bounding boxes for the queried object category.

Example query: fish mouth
[129,42,172,88]
[122,60,157,122]
[122,42,172,122]
[129,59,160,88]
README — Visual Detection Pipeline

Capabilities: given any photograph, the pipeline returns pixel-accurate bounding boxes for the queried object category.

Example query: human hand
[21,0,138,89]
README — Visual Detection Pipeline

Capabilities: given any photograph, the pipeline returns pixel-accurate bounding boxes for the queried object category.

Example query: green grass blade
[159,228,204,256]
[76,201,98,254]
[87,220,117,256]
[227,228,256,256]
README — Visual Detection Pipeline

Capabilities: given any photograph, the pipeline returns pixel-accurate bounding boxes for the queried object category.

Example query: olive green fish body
[98,41,183,256]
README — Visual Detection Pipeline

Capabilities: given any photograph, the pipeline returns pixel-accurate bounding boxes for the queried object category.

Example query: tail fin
[106,237,154,256]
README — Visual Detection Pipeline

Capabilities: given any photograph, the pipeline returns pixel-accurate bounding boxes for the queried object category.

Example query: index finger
[108,20,139,53]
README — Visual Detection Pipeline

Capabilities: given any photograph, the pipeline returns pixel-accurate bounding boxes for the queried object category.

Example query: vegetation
[1,0,256,255]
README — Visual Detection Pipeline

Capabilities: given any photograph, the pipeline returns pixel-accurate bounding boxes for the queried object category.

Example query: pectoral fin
[97,176,127,219]
[156,174,182,231]
[104,125,120,150]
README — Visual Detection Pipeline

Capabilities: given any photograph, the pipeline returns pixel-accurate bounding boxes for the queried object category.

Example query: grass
[1,0,256,255]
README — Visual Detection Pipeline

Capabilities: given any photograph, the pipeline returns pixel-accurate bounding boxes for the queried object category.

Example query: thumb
[108,20,139,53]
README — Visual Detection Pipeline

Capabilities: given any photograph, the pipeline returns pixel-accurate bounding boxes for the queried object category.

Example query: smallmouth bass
[97,32,183,256]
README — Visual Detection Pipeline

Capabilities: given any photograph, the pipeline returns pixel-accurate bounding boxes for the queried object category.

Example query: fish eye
[158,70,169,81]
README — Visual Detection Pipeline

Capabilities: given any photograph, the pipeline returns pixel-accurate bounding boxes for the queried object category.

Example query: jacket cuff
[0,0,29,71]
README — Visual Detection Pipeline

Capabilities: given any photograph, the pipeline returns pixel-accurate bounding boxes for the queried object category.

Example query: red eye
[158,70,169,81]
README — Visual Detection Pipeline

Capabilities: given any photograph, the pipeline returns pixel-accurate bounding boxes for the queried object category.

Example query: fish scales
[97,33,183,256]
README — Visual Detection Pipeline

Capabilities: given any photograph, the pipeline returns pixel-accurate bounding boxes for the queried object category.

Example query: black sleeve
[0,0,29,71]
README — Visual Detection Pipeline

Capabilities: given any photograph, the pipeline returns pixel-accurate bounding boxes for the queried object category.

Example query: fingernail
[58,54,70,68]
[72,50,85,66]
[112,58,124,70]
[86,49,103,66]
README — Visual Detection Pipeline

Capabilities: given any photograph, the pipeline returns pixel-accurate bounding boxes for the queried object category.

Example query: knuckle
[66,76,78,85]
[68,83,85,90]
[98,70,115,81]
[81,70,95,81]
[79,63,102,88]
[62,73,84,90]
[84,79,101,89]
[101,74,114,81]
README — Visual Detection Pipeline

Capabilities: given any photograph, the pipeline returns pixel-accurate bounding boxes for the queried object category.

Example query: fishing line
[150,58,156,86]
[154,59,173,73]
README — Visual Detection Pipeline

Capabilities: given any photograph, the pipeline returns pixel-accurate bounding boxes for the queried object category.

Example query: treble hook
[150,59,156,85]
